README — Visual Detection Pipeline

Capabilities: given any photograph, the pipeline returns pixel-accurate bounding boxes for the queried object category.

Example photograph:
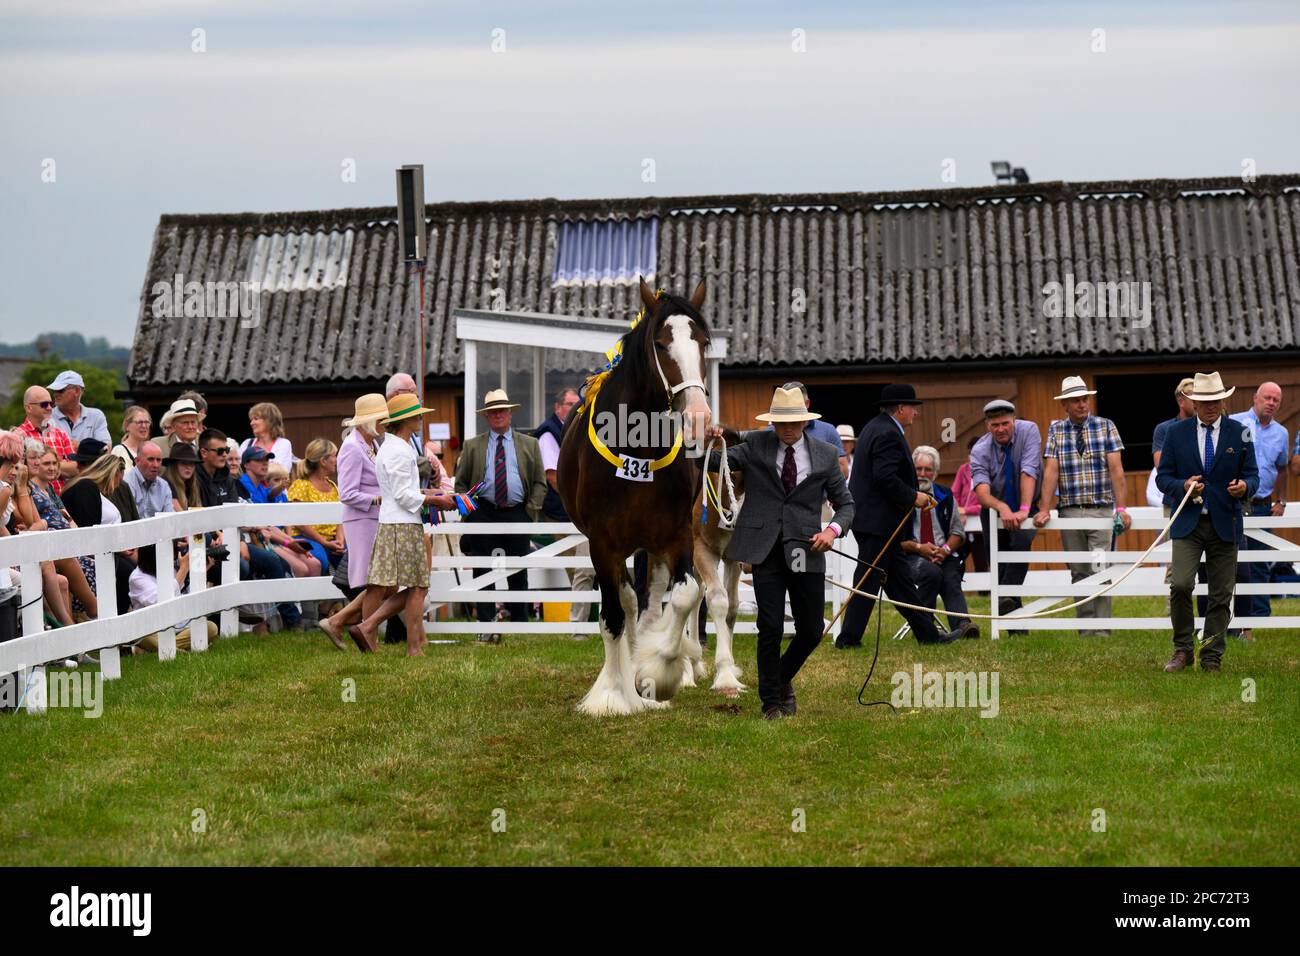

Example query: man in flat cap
[971,398,1041,627]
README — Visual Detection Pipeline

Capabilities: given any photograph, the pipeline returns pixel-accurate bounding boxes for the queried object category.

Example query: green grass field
[3,596,1298,866]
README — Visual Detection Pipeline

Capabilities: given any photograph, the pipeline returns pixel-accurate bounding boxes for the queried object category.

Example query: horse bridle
[651,314,709,407]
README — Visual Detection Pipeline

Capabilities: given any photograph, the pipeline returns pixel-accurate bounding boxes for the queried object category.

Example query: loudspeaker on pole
[395,164,427,262]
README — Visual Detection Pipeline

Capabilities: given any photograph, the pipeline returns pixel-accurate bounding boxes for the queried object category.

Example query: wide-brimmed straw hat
[476,389,521,414]
[1053,376,1097,401]
[382,393,435,425]
[343,393,389,428]
[1188,371,1235,402]
[756,386,820,423]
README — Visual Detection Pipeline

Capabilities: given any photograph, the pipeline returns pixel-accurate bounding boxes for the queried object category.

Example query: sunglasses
[202,447,228,456]
[29,401,53,409]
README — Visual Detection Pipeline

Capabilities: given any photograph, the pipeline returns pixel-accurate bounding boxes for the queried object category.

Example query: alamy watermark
[891,664,999,717]
[150,272,262,328]
[1,669,102,717]
[1042,273,1150,329]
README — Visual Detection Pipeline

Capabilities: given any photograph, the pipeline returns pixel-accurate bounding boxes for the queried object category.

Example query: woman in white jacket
[353,394,454,655]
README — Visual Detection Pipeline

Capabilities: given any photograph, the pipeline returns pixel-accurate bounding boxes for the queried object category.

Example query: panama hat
[1053,376,1097,401]
[476,389,521,414]
[382,393,435,425]
[1188,371,1235,402]
[877,383,924,406]
[160,398,201,429]
[756,386,820,423]
[836,424,856,442]
[343,393,389,428]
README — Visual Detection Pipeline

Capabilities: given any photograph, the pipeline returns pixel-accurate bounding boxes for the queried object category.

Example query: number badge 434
[618,456,654,482]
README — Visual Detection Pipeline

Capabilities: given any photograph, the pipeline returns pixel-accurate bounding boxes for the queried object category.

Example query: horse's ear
[689,280,706,310]
[639,278,658,314]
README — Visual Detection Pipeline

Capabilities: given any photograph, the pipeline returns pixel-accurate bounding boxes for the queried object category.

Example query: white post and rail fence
[3,503,1297,713]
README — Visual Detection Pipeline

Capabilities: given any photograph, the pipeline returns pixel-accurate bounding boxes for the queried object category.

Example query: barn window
[551,217,657,286]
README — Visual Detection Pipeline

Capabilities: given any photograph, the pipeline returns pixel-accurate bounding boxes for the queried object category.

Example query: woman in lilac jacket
[320,395,387,650]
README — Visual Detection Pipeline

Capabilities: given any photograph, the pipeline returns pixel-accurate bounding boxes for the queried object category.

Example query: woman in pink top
[319,395,387,650]
[952,436,989,571]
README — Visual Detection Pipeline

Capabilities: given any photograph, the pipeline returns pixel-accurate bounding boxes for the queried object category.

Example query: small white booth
[454,307,729,439]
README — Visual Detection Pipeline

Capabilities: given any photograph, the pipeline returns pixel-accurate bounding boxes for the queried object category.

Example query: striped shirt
[1044,415,1124,507]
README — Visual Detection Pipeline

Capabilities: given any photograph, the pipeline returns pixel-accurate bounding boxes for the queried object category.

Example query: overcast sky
[1,0,1296,347]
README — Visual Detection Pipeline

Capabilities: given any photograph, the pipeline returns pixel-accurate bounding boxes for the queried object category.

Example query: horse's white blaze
[664,315,711,441]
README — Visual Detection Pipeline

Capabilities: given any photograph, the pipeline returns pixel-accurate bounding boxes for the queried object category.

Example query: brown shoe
[1163,649,1193,672]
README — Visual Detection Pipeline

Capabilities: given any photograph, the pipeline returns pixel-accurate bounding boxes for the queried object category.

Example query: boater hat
[476,389,521,414]
[1188,371,1235,402]
[343,393,389,428]
[756,386,820,423]
[1053,376,1097,401]
[382,393,435,425]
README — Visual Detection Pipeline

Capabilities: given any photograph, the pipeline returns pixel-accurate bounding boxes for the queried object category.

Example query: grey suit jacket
[719,430,854,573]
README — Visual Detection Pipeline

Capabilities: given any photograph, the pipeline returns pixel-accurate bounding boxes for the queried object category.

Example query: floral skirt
[367,523,427,589]
[74,555,96,615]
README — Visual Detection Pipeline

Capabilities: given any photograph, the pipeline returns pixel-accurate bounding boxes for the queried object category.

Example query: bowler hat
[877,384,924,406]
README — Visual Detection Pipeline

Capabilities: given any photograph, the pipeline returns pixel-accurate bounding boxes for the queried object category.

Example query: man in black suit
[837,384,965,648]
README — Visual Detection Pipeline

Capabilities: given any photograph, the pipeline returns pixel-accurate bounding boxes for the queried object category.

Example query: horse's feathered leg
[711,557,745,694]
[578,551,666,715]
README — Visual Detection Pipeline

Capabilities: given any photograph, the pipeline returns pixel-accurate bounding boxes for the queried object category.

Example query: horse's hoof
[718,687,741,698]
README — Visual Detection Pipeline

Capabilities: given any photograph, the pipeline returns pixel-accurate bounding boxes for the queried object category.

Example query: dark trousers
[1171,515,1238,665]
[978,510,1036,615]
[1236,500,1272,620]
[240,544,300,627]
[908,554,971,631]
[752,540,825,708]
[839,529,944,644]
[462,502,532,623]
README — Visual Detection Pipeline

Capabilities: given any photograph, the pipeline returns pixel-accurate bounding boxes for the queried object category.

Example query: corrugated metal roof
[128,175,1300,388]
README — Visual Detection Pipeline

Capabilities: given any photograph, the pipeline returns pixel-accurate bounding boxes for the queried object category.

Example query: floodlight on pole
[990,161,1012,182]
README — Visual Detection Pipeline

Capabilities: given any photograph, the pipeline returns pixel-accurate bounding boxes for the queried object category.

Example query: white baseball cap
[47,370,85,391]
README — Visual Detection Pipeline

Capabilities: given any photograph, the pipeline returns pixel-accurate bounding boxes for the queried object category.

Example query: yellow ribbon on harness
[577,288,682,474]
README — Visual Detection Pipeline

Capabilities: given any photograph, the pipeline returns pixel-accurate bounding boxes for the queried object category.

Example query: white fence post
[987,509,1001,641]
[20,562,43,640]
[94,550,120,680]
[219,524,239,637]
[154,536,177,661]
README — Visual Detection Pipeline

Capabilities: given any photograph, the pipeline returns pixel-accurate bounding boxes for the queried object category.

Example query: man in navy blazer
[1155,372,1258,672]
[838,384,966,647]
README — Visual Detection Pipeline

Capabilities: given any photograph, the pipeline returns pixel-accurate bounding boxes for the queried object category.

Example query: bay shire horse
[559,280,712,715]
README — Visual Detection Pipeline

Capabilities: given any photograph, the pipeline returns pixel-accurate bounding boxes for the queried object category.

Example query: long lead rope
[827,483,1198,623]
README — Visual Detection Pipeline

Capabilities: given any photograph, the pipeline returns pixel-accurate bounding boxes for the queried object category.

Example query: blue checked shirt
[1232,410,1288,499]
[1043,415,1124,507]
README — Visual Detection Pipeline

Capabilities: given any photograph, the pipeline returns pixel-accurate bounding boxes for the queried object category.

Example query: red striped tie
[494,435,508,507]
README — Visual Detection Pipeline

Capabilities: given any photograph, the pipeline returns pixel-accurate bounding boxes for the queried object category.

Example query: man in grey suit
[707,387,854,719]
